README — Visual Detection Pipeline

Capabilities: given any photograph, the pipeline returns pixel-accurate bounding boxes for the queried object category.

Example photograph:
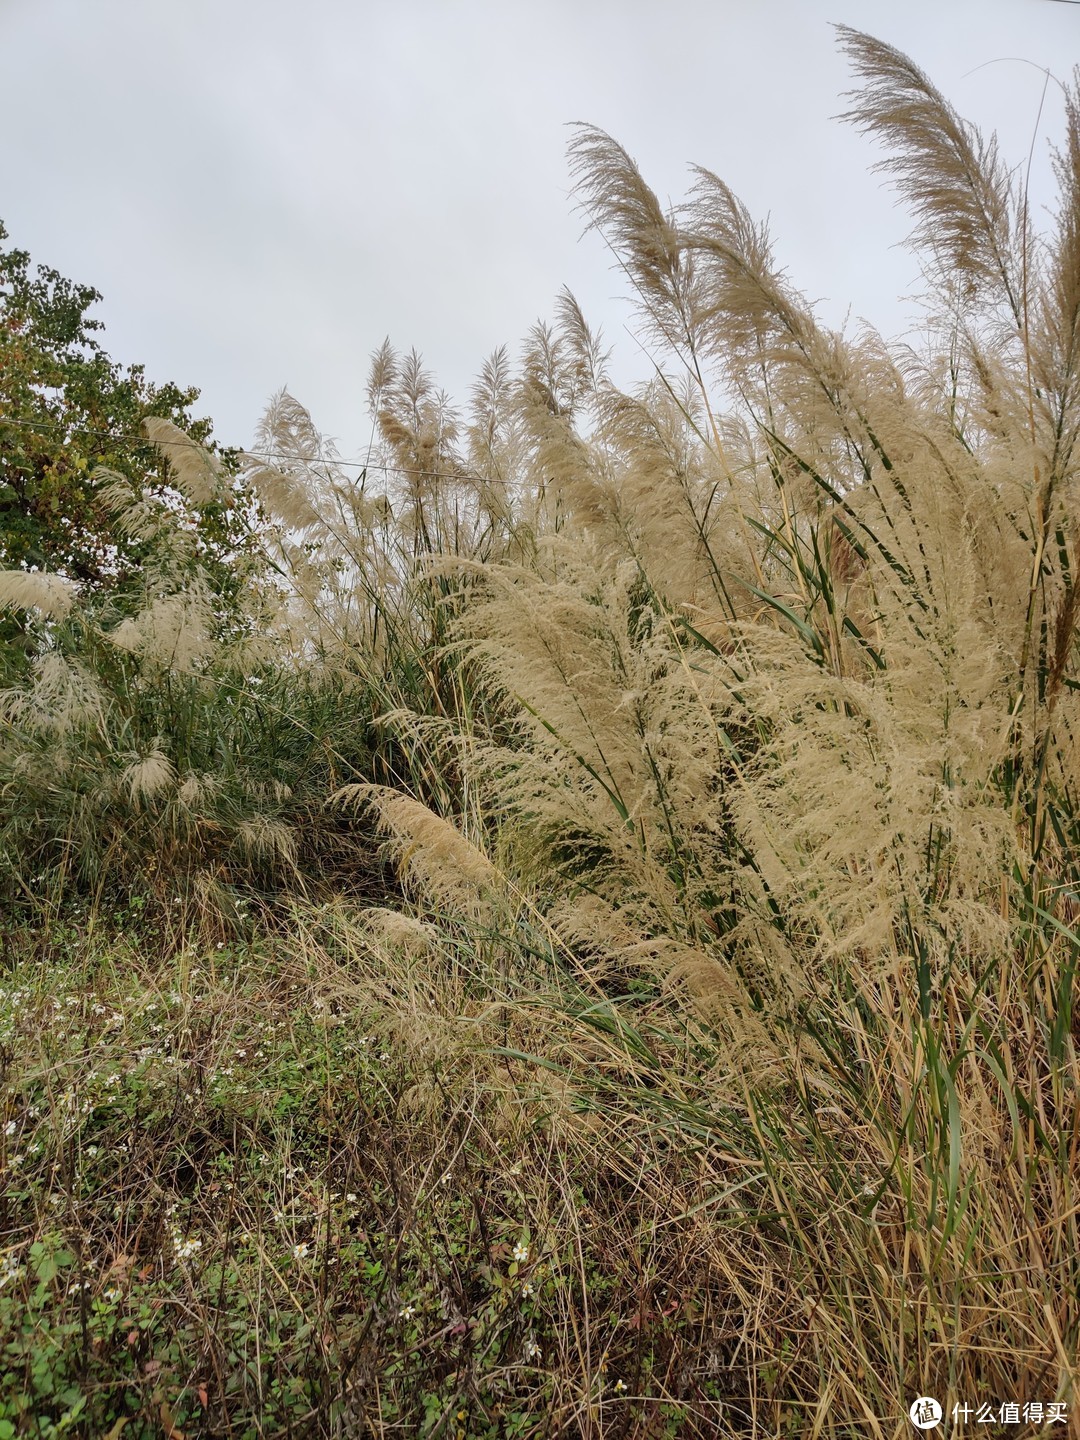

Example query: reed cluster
[1,28,1077,1437]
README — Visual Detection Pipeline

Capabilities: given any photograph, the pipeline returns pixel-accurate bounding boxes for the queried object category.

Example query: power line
[0,414,477,485]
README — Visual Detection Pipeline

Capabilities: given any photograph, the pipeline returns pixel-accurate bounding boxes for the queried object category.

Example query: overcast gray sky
[1,0,1075,463]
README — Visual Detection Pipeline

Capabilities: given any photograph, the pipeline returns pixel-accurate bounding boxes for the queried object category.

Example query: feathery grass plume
[680,162,821,384]
[92,466,167,544]
[256,386,329,469]
[0,652,108,740]
[243,388,334,535]
[426,33,1080,1081]
[233,814,298,868]
[177,770,217,810]
[836,25,1024,329]
[465,343,535,554]
[461,552,666,817]
[242,390,380,653]
[279,904,540,1098]
[108,587,216,674]
[553,286,611,405]
[240,459,321,540]
[725,620,1014,969]
[0,569,77,619]
[122,745,176,806]
[354,904,439,958]
[519,320,578,427]
[516,298,623,556]
[1035,68,1080,477]
[567,124,705,365]
[330,782,500,920]
[597,376,731,607]
[242,388,423,667]
[141,416,225,508]
[455,550,811,1005]
[367,346,467,550]
[467,346,516,479]
[547,890,784,1070]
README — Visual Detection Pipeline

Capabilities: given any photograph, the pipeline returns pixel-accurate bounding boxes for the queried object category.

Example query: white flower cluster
[165,1204,202,1264]
[0,1252,23,1288]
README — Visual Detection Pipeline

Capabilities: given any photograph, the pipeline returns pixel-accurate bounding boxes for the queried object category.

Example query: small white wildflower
[103,1286,122,1303]
[0,1253,22,1287]
[520,1282,534,1298]
[398,1304,416,1319]
[173,1235,202,1262]
[522,1338,541,1361]
[3,1121,15,1137]
[292,1242,309,1260]
[512,1243,529,1264]
[613,1378,628,1395]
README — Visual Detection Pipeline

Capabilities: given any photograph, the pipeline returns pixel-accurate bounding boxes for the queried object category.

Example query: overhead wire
[0,414,474,486]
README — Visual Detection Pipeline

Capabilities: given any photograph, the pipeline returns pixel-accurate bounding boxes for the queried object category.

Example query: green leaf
[735,577,825,660]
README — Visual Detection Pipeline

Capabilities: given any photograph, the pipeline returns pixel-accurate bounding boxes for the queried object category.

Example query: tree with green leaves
[0,222,267,676]
[0,220,226,577]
